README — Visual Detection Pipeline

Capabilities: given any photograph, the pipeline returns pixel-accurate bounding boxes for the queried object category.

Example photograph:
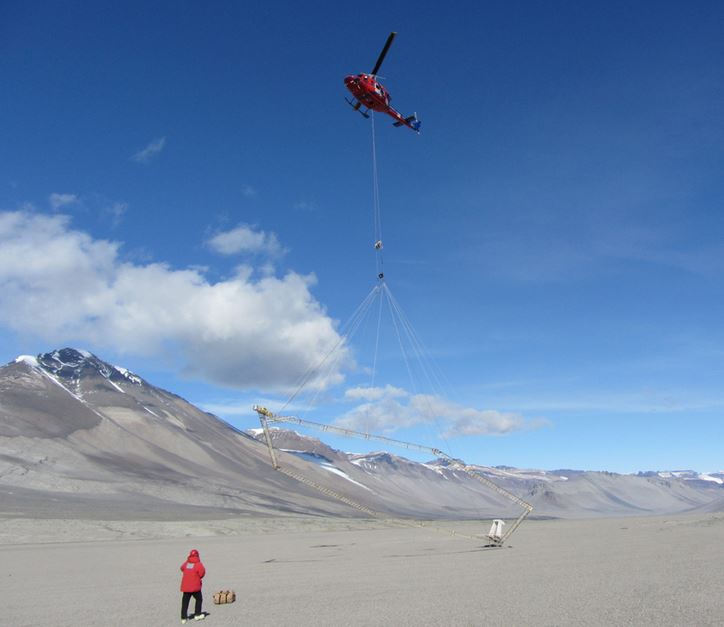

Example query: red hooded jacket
[180,550,206,592]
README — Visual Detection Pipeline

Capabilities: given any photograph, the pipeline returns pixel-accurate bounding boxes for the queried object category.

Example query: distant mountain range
[1,348,722,520]
[259,428,724,486]
[246,427,723,517]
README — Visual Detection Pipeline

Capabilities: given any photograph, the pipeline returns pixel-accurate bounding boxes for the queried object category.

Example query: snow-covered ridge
[657,470,723,485]
[14,348,144,388]
[15,355,39,367]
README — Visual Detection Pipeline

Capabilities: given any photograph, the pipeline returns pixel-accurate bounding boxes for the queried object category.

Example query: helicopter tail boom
[393,113,421,133]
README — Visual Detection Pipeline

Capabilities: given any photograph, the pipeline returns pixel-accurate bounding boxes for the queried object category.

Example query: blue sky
[2,1,723,473]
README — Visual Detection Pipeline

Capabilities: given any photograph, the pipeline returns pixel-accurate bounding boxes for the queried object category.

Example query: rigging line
[370,112,384,278]
[384,285,439,393]
[371,113,380,241]
[370,285,385,391]
[386,288,454,454]
[384,286,459,445]
[364,287,385,436]
[289,284,381,412]
[282,112,385,414]
[382,282,458,463]
[299,285,384,415]
[384,283,449,397]
[383,284,418,396]
[383,287,486,521]
[281,284,381,412]
[382,284,456,467]
[383,284,439,393]
[387,282,453,399]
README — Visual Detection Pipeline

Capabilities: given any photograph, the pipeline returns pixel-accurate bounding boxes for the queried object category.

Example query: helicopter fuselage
[344,73,418,133]
[344,73,392,112]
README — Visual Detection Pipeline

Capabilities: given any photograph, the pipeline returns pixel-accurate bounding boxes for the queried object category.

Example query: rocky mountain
[0,349,380,519]
[1,348,722,521]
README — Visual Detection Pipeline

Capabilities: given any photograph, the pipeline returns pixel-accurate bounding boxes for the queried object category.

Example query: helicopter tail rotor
[393,113,421,133]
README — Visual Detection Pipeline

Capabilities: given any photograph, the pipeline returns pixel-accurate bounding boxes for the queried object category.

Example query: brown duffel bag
[213,590,236,604]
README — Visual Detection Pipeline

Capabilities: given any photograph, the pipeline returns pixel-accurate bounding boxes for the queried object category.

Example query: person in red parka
[180,549,206,623]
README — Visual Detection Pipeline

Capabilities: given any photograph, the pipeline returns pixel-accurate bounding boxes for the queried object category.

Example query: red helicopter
[344,32,421,133]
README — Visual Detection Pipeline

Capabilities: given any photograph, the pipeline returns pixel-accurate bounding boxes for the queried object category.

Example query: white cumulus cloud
[335,386,537,437]
[131,137,166,163]
[0,210,349,391]
[207,224,285,257]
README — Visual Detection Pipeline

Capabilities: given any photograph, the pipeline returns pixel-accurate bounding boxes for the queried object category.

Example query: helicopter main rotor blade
[370,31,397,76]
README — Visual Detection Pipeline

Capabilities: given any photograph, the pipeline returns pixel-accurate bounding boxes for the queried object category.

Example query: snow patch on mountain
[421,462,448,476]
[477,466,570,482]
[15,355,39,367]
[36,363,85,401]
[656,470,723,484]
[114,367,143,386]
[281,450,372,491]
[348,452,409,470]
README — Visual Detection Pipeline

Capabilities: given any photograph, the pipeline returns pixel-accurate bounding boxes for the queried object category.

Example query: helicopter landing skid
[345,98,370,119]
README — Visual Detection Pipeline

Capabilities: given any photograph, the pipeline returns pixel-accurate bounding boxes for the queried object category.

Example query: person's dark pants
[181,591,203,619]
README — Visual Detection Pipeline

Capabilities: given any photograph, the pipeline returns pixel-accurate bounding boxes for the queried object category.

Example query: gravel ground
[4,513,723,626]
